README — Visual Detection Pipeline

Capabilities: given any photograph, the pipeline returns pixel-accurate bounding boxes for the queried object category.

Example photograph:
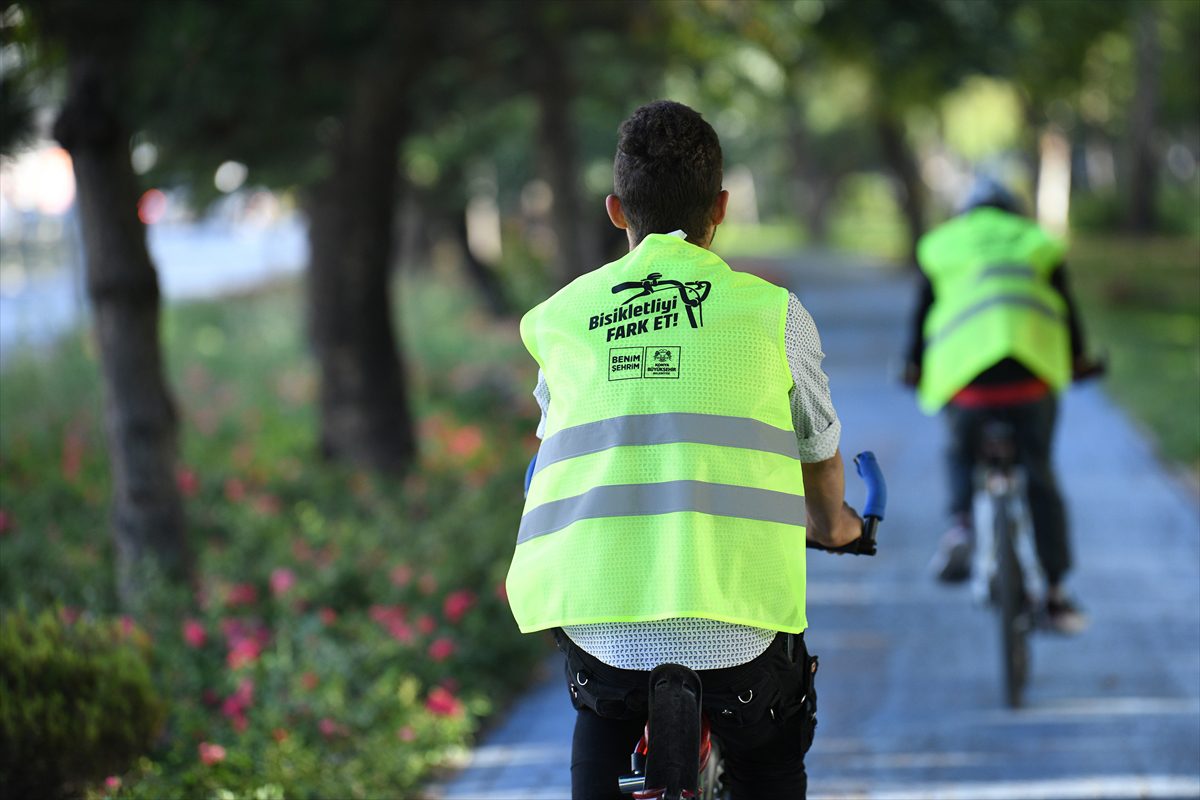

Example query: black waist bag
[701,635,814,728]
[555,630,649,721]
[553,629,816,731]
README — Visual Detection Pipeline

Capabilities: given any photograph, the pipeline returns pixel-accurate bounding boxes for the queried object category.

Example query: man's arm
[784,294,863,548]
[803,451,863,548]
[903,273,934,386]
[1049,263,1087,362]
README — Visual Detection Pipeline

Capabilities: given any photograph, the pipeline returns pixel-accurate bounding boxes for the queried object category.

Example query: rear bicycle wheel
[698,738,728,800]
[994,500,1030,708]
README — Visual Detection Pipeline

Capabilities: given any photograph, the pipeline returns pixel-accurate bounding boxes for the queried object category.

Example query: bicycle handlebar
[855,451,887,521]
[806,450,887,556]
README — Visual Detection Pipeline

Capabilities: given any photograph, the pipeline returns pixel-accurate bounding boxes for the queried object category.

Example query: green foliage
[0,608,164,798]
[1069,235,1200,469]
[0,275,548,797]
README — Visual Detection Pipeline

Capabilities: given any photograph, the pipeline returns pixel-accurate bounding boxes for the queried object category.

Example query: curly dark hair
[613,100,723,245]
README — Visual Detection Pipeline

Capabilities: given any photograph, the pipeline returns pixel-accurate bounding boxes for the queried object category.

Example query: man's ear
[711,189,730,226]
[606,194,628,229]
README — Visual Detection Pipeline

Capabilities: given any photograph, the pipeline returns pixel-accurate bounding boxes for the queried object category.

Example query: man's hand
[1072,355,1107,382]
[801,452,864,550]
[807,502,863,550]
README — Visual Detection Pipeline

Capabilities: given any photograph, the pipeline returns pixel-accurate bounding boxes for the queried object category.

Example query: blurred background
[0,1,1196,798]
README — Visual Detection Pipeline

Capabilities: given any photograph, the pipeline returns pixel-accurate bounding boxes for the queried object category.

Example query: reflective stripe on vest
[924,293,1065,348]
[518,479,808,543]
[532,412,799,475]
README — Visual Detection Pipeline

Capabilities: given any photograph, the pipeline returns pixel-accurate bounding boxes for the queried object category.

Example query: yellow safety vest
[506,233,809,634]
[917,208,1070,413]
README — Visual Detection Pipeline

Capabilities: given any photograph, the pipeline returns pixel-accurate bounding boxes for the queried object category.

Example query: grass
[1068,235,1200,472]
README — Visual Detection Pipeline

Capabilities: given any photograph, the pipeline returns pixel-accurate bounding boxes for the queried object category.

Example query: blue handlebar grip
[523,454,537,498]
[854,451,887,520]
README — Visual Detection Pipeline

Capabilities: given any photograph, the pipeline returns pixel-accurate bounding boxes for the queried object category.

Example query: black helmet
[957,176,1022,215]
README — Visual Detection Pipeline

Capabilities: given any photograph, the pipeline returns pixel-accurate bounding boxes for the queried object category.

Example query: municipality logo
[589,273,712,342]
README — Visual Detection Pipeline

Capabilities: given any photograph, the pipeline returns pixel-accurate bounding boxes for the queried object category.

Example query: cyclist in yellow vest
[903,178,1093,634]
[507,101,864,799]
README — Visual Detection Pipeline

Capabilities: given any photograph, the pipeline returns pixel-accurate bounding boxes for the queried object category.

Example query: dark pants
[944,394,1071,585]
[557,631,816,800]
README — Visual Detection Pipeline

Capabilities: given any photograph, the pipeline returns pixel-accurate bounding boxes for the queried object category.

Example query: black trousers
[556,631,817,800]
[944,394,1071,585]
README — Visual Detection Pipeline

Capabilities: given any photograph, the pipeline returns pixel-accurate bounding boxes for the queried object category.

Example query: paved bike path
[431,255,1200,800]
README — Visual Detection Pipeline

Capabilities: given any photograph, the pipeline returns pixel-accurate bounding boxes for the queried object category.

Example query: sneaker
[929,525,974,583]
[1043,595,1089,635]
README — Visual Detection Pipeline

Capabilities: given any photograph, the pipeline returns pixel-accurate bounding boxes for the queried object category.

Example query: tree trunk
[1127,1,1160,234]
[306,35,416,473]
[875,111,926,267]
[450,210,512,318]
[53,52,187,607]
[527,5,595,286]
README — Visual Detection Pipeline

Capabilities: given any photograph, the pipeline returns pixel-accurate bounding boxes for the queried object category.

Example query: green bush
[0,609,164,798]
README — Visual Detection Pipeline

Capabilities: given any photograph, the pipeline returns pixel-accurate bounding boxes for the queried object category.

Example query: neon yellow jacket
[506,234,809,633]
[917,208,1070,413]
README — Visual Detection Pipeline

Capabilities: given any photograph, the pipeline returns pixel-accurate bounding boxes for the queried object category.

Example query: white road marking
[811,774,1200,800]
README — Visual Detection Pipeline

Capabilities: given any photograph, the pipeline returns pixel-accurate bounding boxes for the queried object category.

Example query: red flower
[425,686,464,717]
[416,614,436,635]
[253,494,282,516]
[418,573,437,595]
[447,425,484,459]
[494,581,509,602]
[390,563,413,588]
[272,728,289,742]
[61,428,85,482]
[397,726,416,742]
[318,717,348,738]
[318,607,338,626]
[59,606,80,625]
[183,619,207,648]
[443,590,476,624]
[221,678,254,730]
[387,619,414,644]
[292,540,314,562]
[176,468,200,498]
[227,637,262,670]
[428,637,456,662]
[224,478,247,503]
[0,508,15,536]
[269,568,296,597]
[226,583,258,607]
[300,671,319,691]
[198,742,227,765]
[105,775,122,791]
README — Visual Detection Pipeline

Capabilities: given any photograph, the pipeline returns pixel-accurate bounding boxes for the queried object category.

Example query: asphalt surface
[431,254,1200,800]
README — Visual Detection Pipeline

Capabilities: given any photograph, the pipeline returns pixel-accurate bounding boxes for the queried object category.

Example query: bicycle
[970,360,1105,709]
[616,451,887,800]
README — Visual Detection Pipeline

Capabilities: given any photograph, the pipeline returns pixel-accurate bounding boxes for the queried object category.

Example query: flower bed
[0,276,548,798]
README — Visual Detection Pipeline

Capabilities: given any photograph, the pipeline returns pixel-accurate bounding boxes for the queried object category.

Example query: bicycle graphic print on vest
[590,272,713,341]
